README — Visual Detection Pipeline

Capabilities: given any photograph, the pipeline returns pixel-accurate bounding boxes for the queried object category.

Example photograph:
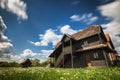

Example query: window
[84,41,88,45]
[94,53,99,59]
[82,41,88,48]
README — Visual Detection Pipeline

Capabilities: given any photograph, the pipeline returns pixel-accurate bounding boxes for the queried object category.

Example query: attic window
[94,53,99,59]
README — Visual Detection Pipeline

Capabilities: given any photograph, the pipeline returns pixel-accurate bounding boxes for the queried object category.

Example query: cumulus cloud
[70,13,98,24]
[29,29,62,46]
[9,54,22,63]
[20,49,37,58]
[0,0,28,20]
[0,16,13,60]
[39,50,53,62]
[70,15,85,21]
[60,25,77,34]
[98,0,120,54]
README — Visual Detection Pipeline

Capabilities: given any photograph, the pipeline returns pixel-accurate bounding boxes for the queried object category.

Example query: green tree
[9,61,20,67]
[40,59,50,67]
[0,61,20,67]
[31,59,40,67]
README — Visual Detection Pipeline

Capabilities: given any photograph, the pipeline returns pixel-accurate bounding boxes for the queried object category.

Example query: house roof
[72,25,101,40]
[55,25,102,49]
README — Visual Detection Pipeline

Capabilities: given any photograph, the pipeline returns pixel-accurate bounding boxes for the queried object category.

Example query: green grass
[0,67,120,80]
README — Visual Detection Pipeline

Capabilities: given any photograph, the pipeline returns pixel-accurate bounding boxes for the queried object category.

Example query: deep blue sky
[1,0,118,62]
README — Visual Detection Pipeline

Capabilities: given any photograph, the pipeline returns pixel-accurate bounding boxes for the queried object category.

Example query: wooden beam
[70,39,74,68]
[62,42,65,68]
[98,33,102,44]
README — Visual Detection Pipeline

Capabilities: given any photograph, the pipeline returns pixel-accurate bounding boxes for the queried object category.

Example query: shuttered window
[94,53,99,58]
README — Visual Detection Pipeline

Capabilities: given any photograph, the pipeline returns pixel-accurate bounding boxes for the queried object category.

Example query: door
[85,54,92,67]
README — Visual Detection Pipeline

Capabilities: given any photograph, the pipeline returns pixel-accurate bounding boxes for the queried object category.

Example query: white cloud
[70,15,84,21]
[0,16,13,60]
[71,1,80,5]
[29,29,62,46]
[9,54,22,63]
[60,25,77,34]
[70,13,98,24]
[39,50,53,62]
[98,0,120,53]
[29,41,41,46]
[0,17,7,33]
[85,16,98,24]
[0,0,28,20]
[20,49,37,58]
[69,14,81,21]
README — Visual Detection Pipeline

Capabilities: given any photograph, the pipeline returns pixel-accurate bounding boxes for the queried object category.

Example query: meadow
[0,67,120,80]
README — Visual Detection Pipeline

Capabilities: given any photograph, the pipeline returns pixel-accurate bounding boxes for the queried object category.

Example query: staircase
[54,52,64,67]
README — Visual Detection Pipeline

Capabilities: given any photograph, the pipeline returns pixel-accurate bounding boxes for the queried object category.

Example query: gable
[61,34,72,42]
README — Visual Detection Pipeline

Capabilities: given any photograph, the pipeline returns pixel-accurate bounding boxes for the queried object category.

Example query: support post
[62,42,65,68]
[98,33,102,44]
[103,49,109,67]
[70,39,74,68]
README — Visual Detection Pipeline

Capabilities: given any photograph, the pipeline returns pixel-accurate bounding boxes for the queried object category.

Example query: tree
[31,59,40,67]
[40,59,50,67]
[9,61,20,67]
[0,61,20,67]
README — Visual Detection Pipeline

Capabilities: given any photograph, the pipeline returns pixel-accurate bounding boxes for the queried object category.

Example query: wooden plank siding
[73,49,107,67]
[73,34,100,51]
[63,46,72,54]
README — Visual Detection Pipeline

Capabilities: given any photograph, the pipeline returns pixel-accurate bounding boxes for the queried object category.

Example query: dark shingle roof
[72,25,101,40]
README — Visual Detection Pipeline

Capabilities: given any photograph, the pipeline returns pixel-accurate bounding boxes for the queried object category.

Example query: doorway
[85,54,92,67]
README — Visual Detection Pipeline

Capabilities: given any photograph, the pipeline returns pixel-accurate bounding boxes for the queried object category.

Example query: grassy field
[0,67,120,80]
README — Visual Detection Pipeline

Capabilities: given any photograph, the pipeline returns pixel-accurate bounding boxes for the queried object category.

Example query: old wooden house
[20,59,32,67]
[49,25,118,68]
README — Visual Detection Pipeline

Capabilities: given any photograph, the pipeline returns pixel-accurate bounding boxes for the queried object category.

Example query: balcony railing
[82,41,100,48]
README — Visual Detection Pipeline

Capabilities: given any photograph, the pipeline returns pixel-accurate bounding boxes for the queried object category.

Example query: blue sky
[0,0,120,62]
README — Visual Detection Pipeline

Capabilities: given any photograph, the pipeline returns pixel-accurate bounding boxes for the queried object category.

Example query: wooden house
[49,25,118,68]
[20,59,32,67]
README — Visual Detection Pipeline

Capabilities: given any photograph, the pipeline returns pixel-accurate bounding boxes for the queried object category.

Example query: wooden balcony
[82,41,100,48]
[76,43,107,52]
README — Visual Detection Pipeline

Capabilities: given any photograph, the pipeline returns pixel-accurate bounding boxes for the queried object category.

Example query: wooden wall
[73,49,108,68]
[74,34,100,51]
[73,53,86,68]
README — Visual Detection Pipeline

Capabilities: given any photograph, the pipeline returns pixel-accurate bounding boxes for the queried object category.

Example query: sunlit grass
[0,67,120,80]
